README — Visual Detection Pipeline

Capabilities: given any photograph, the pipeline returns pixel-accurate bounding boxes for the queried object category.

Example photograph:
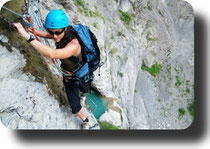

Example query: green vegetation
[119,10,132,26]
[124,56,128,63]
[108,42,112,49]
[174,66,183,84]
[186,87,191,94]
[175,76,182,88]
[146,19,152,29]
[74,0,89,16]
[131,13,136,18]
[129,27,136,33]
[158,10,164,17]
[75,0,83,6]
[77,8,83,14]
[178,108,186,119]
[147,6,152,11]
[174,65,183,74]
[74,1,105,23]
[188,99,194,119]
[93,23,98,29]
[185,80,191,94]
[89,10,93,17]
[0,0,25,30]
[93,6,105,23]
[105,56,108,62]
[167,64,172,80]
[141,63,162,77]
[173,66,194,105]
[160,106,170,117]
[0,0,68,105]
[119,72,124,78]
[109,48,118,57]
[93,23,97,28]
[98,121,120,130]
[146,31,156,42]
[117,31,126,37]
[111,34,114,40]
[156,98,161,102]
[129,0,137,10]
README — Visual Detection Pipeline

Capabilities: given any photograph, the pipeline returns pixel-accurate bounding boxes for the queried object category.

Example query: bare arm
[28,28,54,39]
[30,38,80,59]
[14,22,79,59]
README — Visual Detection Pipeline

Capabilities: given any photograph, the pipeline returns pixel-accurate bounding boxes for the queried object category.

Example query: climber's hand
[13,22,30,40]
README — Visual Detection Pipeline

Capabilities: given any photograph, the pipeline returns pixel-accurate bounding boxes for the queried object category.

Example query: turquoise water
[86,91,108,119]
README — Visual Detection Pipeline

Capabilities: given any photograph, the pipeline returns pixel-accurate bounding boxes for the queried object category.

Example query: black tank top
[56,26,82,72]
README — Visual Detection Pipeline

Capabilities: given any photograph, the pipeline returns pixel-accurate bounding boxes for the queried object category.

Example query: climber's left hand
[13,22,30,40]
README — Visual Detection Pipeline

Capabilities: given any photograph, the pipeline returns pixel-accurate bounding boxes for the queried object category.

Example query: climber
[13,9,90,129]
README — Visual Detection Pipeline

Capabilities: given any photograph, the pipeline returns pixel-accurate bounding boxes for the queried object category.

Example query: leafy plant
[175,76,182,88]
[188,100,194,119]
[75,0,83,6]
[167,64,172,79]
[141,63,162,77]
[117,31,125,37]
[109,48,118,57]
[119,10,132,26]
[119,72,123,78]
[158,10,164,17]
[124,56,128,63]
[98,121,120,130]
[146,31,156,42]
[178,108,186,119]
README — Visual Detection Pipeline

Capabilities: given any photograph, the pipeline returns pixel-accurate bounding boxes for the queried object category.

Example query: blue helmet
[45,9,70,29]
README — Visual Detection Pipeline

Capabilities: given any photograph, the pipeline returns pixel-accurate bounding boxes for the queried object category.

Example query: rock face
[0,0,194,129]
[0,0,99,129]
[0,35,98,129]
[99,109,122,127]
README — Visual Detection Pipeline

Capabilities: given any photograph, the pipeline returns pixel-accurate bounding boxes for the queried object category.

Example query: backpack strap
[69,25,88,63]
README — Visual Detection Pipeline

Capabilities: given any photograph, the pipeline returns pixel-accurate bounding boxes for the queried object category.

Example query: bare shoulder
[63,38,81,57]
[69,38,80,46]
[64,38,81,53]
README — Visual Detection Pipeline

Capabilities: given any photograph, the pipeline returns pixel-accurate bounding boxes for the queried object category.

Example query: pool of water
[86,91,108,120]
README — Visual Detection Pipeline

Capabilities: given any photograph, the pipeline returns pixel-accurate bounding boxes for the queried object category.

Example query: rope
[1,6,75,77]
[1,5,98,122]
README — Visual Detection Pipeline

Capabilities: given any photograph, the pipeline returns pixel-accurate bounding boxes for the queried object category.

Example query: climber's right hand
[13,22,30,40]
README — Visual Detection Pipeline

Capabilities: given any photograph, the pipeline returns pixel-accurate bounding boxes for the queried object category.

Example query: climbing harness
[1,6,99,121]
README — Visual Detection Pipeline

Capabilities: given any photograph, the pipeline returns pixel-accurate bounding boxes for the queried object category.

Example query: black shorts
[63,78,90,114]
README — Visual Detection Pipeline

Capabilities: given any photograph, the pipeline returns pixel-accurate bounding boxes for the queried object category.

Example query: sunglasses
[47,28,65,35]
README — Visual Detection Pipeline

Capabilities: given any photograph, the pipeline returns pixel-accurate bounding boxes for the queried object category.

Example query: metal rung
[86,97,97,113]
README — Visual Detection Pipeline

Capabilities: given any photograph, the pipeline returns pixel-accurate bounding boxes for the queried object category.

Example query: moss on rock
[141,63,162,77]
[0,0,68,105]
[98,121,120,130]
